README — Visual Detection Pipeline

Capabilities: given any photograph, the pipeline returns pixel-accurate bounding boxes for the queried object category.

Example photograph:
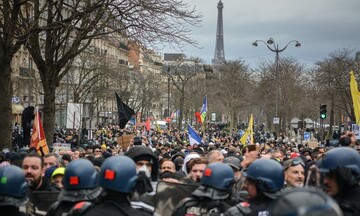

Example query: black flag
[21,106,35,147]
[115,92,135,129]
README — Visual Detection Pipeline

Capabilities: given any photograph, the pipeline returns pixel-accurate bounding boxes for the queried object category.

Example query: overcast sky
[164,0,360,68]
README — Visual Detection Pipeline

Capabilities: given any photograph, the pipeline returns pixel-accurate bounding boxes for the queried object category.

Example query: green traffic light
[320,113,326,119]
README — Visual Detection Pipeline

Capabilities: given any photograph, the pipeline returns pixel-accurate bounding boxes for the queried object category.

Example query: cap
[224,156,241,170]
[45,165,58,180]
[220,149,228,154]
[92,157,104,167]
[62,154,72,162]
[290,152,300,158]
[51,167,65,179]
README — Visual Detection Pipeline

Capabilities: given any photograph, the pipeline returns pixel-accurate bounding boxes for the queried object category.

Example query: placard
[117,134,134,150]
[53,143,71,152]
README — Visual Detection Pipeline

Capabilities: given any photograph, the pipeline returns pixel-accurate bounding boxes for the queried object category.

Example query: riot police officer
[269,187,343,216]
[172,162,235,216]
[69,156,145,216]
[47,159,101,216]
[0,165,30,216]
[317,147,360,215]
[224,158,284,216]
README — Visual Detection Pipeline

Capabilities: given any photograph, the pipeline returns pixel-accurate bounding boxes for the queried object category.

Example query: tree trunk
[43,84,57,147]
[229,107,235,131]
[178,90,185,129]
[0,57,13,150]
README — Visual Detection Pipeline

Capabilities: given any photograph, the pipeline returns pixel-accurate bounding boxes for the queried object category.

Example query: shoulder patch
[240,202,250,207]
[74,201,86,209]
[68,201,93,216]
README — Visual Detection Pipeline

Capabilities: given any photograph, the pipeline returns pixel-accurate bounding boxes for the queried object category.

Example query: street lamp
[167,67,171,130]
[252,37,301,132]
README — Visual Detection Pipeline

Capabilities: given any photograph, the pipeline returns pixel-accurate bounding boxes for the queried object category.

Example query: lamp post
[167,67,171,130]
[252,37,301,133]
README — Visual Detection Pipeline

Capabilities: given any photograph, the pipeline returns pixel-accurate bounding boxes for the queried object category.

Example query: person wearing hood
[124,146,159,215]
[182,157,209,185]
[181,153,200,177]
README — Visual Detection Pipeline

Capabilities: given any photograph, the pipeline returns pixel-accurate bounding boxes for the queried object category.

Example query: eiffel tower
[212,0,225,64]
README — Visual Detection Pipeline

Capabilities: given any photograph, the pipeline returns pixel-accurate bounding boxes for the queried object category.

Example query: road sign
[12,96,20,103]
[273,117,280,125]
[304,132,310,140]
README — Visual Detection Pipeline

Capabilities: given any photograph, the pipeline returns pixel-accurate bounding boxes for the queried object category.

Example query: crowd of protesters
[1,122,360,215]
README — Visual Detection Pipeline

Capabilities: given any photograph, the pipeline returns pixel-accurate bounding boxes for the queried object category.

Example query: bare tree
[254,57,307,133]
[24,0,201,145]
[211,60,253,130]
[313,48,359,134]
[166,57,205,129]
[0,0,44,149]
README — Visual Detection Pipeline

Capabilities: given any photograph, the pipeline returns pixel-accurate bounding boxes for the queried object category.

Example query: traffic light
[298,120,303,129]
[320,104,327,119]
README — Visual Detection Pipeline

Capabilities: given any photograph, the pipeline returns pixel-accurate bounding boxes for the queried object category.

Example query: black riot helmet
[317,147,360,189]
[0,165,29,207]
[60,159,101,202]
[244,159,284,193]
[270,187,343,216]
[201,162,234,190]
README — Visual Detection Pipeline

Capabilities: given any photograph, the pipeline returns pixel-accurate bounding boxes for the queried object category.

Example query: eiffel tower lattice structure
[213,0,225,64]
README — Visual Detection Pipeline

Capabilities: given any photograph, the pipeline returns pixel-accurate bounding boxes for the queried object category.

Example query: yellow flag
[350,71,360,125]
[152,115,162,134]
[240,114,254,146]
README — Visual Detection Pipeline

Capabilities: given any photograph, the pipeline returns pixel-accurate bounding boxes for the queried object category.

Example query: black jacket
[224,194,275,216]
[334,185,360,216]
[69,193,148,216]
[46,201,75,216]
[0,206,30,216]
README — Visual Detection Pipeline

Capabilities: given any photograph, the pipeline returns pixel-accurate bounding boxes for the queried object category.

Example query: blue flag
[188,124,201,146]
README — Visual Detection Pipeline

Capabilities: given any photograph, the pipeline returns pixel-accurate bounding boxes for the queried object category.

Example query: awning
[12,104,24,114]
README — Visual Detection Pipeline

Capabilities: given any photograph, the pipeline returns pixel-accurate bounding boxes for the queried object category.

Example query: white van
[151,120,167,130]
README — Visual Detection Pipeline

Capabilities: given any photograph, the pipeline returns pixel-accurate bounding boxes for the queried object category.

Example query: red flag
[195,112,202,123]
[30,110,49,156]
[145,118,151,131]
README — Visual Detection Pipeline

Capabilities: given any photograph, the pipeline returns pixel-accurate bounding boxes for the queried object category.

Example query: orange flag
[30,110,49,156]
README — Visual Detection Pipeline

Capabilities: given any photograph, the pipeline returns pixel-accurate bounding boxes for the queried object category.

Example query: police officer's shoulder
[223,202,251,216]
[172,197,199,216]
[67,201,94,216]
[46,201,60,216]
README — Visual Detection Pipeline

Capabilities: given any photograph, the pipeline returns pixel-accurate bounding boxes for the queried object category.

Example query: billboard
[66,103,83,129]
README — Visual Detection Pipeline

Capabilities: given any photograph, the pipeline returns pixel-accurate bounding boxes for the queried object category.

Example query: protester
[125,146,159,215]
[283,158,305,188]
[160,159,176,173]
[224,156,243,202]
[206,150,224,163]
[51,167,65,190]
[44,153,61,169]
[182,157,209,184]
[22,153,58,192]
